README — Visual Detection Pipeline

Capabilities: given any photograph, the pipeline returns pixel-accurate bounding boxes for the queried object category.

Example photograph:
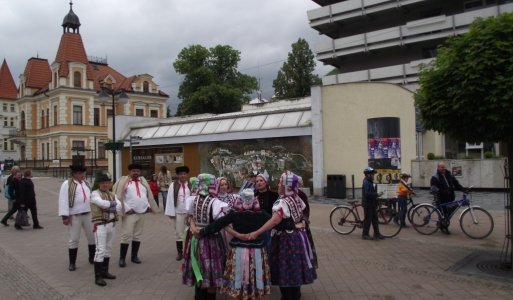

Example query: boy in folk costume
[90,172,122,286]
[182,173,229,300]
[113,163,160,268]
[196,188,272,300]
[58,164,96,271]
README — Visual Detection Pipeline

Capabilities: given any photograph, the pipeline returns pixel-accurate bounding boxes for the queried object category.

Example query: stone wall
[411,159,507,189]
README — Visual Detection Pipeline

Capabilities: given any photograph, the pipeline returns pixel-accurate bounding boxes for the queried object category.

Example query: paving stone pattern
[0,177,512,299]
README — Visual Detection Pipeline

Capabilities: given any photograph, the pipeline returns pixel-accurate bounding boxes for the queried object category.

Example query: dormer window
[73,71,82,88]
[143,81,149,93]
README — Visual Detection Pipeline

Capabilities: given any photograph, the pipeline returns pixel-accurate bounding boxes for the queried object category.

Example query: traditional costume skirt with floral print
[220,247,271,300]
[270,228,317,286]
[182,229,226,288]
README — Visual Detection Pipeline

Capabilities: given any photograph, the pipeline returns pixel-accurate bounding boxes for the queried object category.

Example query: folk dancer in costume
[182,173,229,300]
[165,166,192,261]
[195,188,271,300]
[58,165,96,271]
[113,163,160,268]
[247,172,317,300]
[216,177,240,249]
[254,173,279,256]
[90,171,122,286]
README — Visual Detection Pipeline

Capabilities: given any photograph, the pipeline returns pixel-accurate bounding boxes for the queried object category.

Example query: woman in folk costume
[216,177,240,249]
[195,188,271,300]
[247,172,317,300]
[182,173,229,300]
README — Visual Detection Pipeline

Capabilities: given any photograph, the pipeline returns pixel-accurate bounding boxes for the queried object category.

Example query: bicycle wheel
[411,204,441,235]
[379,216,402,238]
[459,207,494,239]
[330,206,357,235]
[407,203,419,225]
[377,200,395,224]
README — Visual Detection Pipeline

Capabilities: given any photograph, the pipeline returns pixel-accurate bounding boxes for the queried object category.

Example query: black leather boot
[94,262,106,286]
[131,241,142,264]
[176,241,183,261]
[68,248,78,271]
[119,243,129,267]
[102,257,116,279]
[88,244,96,264]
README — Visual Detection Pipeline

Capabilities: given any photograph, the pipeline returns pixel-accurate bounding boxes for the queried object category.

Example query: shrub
[427,153,435,160]
[484,151,495,159]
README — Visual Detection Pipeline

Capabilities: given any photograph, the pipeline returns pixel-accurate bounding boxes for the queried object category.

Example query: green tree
[173,45,258,116]
[415,12,513,260]
[273,38,321,99]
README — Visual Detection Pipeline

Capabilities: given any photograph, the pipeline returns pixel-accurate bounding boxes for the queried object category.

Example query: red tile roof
[89,62,128,91]
[0,59,18,99]
[54,32,93,80]
[23,57,51,90]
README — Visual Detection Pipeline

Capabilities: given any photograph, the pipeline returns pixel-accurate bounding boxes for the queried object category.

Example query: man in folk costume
[58,164,96,271]
[113,163,160,268]
[165,165,191,261]
[247,171,317,300]
[90,171,122,286]
[182,173,229,300]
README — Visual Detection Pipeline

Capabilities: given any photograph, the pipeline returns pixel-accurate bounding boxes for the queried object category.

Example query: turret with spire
[62,1,81,33]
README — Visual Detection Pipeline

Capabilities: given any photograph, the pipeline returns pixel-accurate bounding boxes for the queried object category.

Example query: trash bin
[327,174,346,199]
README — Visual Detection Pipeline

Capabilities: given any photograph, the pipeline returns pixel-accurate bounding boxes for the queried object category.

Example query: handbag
[16,209,31,227]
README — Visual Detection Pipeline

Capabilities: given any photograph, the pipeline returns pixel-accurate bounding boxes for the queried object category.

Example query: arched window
[143,81,149,93]
[21,111,26,130]
[73,71,82,88]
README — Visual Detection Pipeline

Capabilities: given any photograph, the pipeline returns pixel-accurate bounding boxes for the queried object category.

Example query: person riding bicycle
[362,167,385,241]
[395,173,414,228]
[430,162,466,234]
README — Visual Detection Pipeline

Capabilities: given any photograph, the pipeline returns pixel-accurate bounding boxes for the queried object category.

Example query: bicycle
[330,200,402,238]
[377,196,418,225]
[410,187,494,239]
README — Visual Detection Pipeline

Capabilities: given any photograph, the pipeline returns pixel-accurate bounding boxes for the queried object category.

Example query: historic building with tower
[6,2,168,170]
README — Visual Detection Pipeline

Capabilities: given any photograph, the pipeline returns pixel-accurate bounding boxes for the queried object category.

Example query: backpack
[3,182,12,199]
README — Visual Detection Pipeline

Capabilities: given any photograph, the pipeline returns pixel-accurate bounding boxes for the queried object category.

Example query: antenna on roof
[257,62,262,100]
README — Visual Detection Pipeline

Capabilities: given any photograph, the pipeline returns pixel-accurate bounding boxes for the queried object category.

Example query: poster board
[376,184,398,199]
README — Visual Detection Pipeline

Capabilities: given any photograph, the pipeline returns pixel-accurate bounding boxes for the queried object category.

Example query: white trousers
[121,213,145,244]
[171,213,187,242]
[94,222,116,262]
[68,213,95,249]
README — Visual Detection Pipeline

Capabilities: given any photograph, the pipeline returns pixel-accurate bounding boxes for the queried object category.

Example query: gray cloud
[0,0,331,114]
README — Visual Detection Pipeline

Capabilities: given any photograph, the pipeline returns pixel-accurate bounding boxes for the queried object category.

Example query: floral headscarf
[189,177,199,196]
[232,188,260,211]
[216,177,232,196]
[279,171,302,197]
[197,173,217,196]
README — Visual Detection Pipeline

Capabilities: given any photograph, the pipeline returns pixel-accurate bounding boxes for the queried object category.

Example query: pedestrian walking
[1,169,22,229]
[18,169,43,229]
[361,167,385,241]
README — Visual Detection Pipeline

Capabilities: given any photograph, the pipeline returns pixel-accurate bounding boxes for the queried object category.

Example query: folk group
[58,163,317,300]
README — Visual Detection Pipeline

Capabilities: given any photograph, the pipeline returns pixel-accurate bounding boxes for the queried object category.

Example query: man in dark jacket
[430,162,465,234]
[362,167,385,241]
[19,169,43,229]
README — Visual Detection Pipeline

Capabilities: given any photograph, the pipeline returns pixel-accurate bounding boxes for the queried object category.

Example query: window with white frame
[73,105,83,125]
[2,103,7,112]
[10,104,15,112]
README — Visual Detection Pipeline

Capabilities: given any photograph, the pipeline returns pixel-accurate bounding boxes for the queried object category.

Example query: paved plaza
[1,177,512,299]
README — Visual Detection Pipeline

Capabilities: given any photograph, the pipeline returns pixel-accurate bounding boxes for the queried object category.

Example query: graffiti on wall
[199,137,312,190]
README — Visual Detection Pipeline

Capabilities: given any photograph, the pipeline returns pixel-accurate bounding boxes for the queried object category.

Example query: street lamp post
[98,87,129,181]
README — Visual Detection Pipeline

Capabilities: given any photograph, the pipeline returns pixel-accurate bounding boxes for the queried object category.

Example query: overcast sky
[0,0,331,114]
